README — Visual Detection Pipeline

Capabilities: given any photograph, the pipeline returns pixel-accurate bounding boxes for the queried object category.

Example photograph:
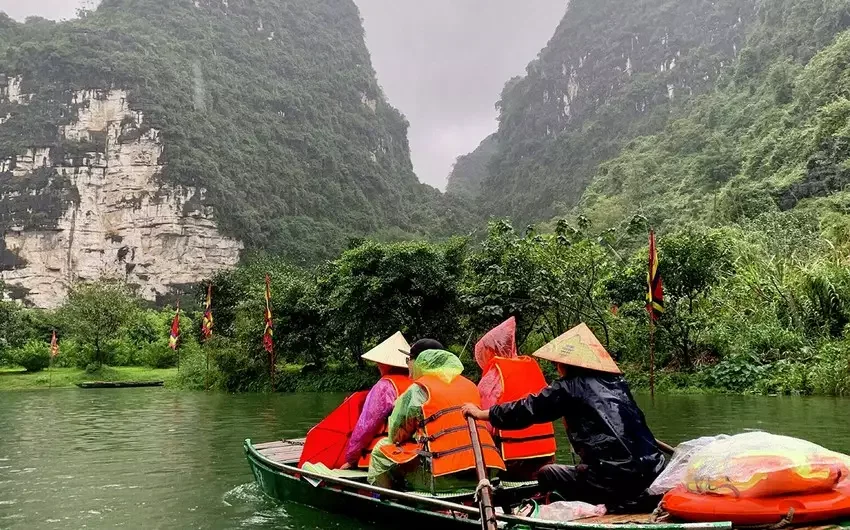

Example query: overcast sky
[0,0,566,189]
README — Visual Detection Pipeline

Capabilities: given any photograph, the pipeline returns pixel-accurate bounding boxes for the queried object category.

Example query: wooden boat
[245,438,735,530]
[75,380,164,388]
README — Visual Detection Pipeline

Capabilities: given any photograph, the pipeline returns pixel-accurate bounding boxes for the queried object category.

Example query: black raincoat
[488,368,665,501]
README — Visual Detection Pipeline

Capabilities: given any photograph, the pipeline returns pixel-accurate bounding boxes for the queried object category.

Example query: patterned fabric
[646,229,664,320]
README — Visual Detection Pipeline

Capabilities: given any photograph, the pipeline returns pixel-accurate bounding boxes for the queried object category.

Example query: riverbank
[0,366,178,390]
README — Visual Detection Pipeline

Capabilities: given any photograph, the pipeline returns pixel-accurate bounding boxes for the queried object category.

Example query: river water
[1,389,848,529]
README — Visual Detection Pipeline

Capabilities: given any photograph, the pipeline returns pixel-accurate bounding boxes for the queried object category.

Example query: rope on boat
[735,508,795,530]
[473,478,493,502]
[650,506,671,523]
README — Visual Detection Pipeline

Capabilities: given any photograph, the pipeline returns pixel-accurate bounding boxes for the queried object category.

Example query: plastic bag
[648,435,730,495]
[538,501,607,521]
[684,432,850,498]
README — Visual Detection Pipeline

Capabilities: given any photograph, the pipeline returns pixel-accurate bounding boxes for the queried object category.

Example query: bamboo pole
[649,318,656,399]
[466,417,498,530]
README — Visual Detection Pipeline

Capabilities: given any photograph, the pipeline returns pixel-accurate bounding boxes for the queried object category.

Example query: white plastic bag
[683,432,850,498]
[538,501,607,521]
[648,435,729,495]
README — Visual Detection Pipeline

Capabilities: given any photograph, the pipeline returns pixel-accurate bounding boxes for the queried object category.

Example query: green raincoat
[367,349,479,492]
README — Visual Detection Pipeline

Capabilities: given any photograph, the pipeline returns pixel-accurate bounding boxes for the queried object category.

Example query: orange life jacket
[357,374,412,469]
[380,374,506,477]
[488,356,557,461]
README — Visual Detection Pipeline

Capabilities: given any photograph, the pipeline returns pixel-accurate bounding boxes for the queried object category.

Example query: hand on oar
[461,403,489,421]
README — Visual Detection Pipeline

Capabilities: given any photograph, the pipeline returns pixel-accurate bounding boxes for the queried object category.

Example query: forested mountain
[444,133,498,199]
[448,0,850,239]
[0,0,467,267]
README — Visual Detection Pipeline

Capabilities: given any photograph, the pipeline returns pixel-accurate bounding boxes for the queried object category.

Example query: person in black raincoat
[462,323,665,508]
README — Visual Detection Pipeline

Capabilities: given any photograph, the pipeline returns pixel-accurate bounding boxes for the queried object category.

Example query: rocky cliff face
[0,0,470,297]
[0,80,241,307]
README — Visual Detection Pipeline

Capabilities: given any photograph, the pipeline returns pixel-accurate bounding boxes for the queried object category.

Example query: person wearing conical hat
[342,332,413,470]
[462,323,665,508]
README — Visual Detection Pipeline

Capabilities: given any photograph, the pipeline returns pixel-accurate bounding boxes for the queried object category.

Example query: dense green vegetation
[580,0,850,236]
[2,0,849,398]
[448,0,758,220]
[0,0,468,263]
[448,0,850,239]
[2,213,848,395]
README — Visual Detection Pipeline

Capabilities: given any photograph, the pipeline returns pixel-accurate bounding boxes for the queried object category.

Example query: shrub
[139,340,177,369]
[9,340,50,372]
[175,344,218,391]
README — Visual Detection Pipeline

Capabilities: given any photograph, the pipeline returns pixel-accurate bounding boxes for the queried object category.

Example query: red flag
[201,283,213,341]
[50,330,59,358]
[263,275,273,354]
[169,303,180,350]
[646,230,665,321]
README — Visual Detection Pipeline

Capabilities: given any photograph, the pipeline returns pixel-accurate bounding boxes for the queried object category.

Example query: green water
[1,389,848,529]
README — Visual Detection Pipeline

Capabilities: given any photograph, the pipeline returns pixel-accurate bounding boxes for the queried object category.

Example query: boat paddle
[466,416,499,530]
[656,438,675,455]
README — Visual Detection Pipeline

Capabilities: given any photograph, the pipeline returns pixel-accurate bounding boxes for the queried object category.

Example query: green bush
[9,340,50,372]
[808,340,850,396]
[704,354,767,393]
[139,340,177,369]
[175,344,219,391]
[50,338,84,368]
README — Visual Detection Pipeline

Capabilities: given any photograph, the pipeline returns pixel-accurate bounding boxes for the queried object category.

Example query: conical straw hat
[361,331,411,369]
[532,323,621,374]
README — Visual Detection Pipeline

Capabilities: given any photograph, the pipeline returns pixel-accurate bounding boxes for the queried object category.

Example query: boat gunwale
[245,438,733,530]
[245,439,480,526]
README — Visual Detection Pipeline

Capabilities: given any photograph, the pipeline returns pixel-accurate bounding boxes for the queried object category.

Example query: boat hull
[244,439,737,530]
[244,439,481,529]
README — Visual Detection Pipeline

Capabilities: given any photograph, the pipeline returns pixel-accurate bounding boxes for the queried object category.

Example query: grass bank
[0,366,178,390]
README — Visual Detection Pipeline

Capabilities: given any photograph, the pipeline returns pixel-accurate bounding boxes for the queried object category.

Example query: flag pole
[646,228,663,400]
[649,317,655,399]
[202,282,213,391]
[48,330,56,389]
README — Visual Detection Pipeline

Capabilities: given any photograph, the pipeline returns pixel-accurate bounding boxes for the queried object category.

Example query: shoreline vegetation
[0,216,849,397]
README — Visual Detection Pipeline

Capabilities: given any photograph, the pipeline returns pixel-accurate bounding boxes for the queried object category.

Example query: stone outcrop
[0,80,242,307]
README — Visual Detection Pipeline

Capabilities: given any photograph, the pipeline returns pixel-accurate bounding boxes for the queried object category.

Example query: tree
[607,229,733,368]
[318,238,467,362]
[59,281,139,368]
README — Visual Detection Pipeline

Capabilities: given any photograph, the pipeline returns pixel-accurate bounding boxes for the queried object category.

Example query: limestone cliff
[0,79,241,307]
[0,0,470,305]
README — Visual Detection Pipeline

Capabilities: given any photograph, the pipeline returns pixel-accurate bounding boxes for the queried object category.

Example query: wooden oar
[466,416,498,530]
[656,438,675,456]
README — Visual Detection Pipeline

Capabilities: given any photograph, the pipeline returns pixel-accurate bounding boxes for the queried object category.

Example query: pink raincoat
[344,377,401,466]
